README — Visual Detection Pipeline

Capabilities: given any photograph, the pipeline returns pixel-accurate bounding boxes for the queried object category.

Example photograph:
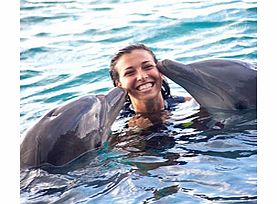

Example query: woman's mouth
[136,82,154,91]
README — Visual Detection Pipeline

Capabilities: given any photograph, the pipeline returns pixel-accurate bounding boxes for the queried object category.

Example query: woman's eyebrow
[141,60,151,65]
[122,61,153,71]
[123,66,134,71]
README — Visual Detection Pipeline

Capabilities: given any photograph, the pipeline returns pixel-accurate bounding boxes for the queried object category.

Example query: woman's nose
[137,69,148,81]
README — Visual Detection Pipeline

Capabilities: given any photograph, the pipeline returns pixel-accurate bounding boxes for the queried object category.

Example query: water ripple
[20,0,257,203]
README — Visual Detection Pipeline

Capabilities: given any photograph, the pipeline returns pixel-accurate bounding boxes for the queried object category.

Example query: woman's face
[115,49,163,102]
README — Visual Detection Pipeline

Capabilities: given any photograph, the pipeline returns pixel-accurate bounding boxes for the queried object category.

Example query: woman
[109,43,191,128]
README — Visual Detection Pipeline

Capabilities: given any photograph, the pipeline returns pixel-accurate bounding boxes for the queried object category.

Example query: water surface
[20,0,257,203]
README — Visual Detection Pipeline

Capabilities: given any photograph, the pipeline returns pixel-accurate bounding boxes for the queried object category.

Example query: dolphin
[20,87,126,169]
[157,59,257,111]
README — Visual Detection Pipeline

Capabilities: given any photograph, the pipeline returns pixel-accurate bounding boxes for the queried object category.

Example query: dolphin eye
[235,101,247,109]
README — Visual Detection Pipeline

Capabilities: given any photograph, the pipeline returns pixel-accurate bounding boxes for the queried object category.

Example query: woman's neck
[131,94,165,114]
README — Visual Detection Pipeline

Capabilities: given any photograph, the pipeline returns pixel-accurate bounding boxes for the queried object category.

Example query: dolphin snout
[157,59,171,73]
[106,87,127,107]
[157,59,191,77]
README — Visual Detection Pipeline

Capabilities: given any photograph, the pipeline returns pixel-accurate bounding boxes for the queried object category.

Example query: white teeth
[137,83,153,91]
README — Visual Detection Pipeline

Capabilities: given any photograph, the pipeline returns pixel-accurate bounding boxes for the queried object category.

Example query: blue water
[20,0,257,203]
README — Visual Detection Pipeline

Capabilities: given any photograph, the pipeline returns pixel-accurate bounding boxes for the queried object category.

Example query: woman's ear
[115,80,122,87]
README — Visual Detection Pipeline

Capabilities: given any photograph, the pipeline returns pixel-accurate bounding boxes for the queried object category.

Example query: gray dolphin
[20,87,126,169]
[158,59,257,111]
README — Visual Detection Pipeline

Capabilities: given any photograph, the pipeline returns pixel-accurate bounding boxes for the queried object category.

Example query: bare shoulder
[184,96,193,102]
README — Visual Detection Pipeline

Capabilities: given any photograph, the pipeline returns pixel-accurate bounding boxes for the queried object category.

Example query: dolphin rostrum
[158,59,257,111]
[20,87,126,169]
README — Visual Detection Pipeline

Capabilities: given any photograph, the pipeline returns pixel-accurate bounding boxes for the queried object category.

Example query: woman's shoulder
[166,95,185,104]
[165,96,192,109]
[166,95,192,104]
[118,95,192,117]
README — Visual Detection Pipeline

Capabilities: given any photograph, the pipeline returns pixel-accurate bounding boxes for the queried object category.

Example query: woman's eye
[143,64,154,70]
[124,70,135,76]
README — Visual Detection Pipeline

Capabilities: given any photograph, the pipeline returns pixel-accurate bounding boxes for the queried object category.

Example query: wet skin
[114,49,165,113]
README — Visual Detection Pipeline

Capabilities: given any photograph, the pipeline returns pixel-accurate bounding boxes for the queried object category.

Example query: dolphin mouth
[95,87,127,142]
[105,87,127,121]
[180,75,226,102]
[192,68,226,101]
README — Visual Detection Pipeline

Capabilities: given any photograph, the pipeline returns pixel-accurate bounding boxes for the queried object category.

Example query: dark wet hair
[109,43,171,99]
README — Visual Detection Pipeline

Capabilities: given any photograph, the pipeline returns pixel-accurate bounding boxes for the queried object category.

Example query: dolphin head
[100,87,127,135]
[105,87,127,120]
[158,59,257,111]
[77,87,127,147]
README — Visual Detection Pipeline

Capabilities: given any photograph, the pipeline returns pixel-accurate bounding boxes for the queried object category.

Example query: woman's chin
[136,91,160,101]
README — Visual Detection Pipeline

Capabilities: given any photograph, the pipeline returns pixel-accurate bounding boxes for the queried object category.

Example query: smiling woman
[109,43,188,115]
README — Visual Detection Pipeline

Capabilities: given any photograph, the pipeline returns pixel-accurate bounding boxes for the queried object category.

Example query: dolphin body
[158,59,257,111]
[20,87,126,169]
